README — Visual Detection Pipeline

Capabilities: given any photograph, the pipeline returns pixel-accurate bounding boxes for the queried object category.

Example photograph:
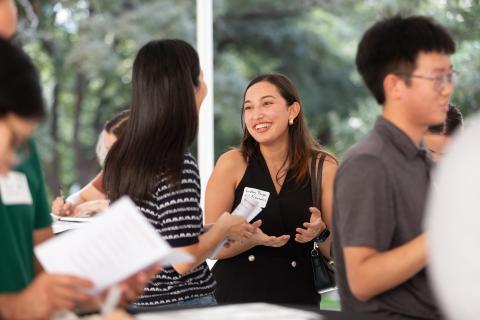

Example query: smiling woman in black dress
[205,73,338,305]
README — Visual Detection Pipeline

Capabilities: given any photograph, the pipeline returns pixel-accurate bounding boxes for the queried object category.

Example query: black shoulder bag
[310,153,337,294]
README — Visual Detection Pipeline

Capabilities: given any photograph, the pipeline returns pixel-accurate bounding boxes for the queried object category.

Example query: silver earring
[289,118,294,125]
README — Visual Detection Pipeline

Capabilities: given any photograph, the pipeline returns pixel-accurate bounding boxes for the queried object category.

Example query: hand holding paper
[215,212,256,242]
[35,197,192,294]
[210,197,263,258]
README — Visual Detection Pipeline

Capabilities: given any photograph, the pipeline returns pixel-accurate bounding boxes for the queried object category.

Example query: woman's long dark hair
[240,73,336,187]
[103,39,200,201]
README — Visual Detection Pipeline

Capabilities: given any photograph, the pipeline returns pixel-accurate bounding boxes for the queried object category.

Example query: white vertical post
[196,0,214,211]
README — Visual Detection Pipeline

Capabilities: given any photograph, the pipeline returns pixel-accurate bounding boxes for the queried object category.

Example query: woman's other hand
[295,207,326,243]
[249,220,290,247]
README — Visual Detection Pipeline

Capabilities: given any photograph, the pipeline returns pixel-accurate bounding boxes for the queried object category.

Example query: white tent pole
[196,0,214,211]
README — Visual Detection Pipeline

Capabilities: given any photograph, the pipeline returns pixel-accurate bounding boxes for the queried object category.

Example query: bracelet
[314,228,330,243]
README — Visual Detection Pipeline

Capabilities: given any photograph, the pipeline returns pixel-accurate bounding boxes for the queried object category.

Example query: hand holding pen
[51,186,74,216]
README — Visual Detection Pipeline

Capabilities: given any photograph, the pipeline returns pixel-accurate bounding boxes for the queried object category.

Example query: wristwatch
[314,228,330,243]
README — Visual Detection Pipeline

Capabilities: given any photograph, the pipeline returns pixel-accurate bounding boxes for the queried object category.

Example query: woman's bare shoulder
[218,148,245,163]
[214,149,247,176]
[206,149,248,194]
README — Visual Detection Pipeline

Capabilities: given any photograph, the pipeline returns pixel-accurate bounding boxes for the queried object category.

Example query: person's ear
[384,74,405,101]
[288,101,301,122]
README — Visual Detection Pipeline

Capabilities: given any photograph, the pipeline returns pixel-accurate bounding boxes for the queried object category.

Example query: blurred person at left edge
[0,2,161,319]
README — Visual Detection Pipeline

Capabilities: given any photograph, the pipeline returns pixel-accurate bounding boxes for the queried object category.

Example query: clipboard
[51,213,94,222]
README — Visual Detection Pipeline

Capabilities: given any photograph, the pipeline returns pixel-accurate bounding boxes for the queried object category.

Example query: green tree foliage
[14,0,480,197]
[17,0,195,195]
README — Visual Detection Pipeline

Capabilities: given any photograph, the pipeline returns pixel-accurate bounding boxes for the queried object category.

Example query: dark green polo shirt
[332,116,440,319]
[0,139,52,292]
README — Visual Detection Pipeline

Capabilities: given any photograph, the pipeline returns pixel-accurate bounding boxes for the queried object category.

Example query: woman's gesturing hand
[295,207,327,243]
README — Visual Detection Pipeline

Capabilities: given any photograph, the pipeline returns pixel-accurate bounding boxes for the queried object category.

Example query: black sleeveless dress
[212,148,320,305]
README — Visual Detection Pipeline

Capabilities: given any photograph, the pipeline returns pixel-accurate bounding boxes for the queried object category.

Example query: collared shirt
[332,116,440,319]
[0,139,52,292]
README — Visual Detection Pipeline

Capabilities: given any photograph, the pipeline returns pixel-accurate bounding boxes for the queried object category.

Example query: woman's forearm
[214,238,257,260]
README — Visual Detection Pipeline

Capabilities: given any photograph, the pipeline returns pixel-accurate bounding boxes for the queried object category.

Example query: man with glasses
[332,15,456,319]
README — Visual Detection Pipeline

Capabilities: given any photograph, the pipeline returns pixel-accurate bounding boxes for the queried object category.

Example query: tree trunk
[72,72,88,185]
[45,82,61,193]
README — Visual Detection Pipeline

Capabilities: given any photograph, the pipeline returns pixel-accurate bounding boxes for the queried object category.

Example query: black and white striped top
[133,153,215,306]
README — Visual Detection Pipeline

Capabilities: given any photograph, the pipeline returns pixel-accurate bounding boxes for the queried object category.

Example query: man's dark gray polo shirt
[332,116,440,320]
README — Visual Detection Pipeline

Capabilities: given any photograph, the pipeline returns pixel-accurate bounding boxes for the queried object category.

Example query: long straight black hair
[103,39,200,201]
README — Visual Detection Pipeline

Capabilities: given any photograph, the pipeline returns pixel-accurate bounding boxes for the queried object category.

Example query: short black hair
[356,15,456,105]
[0,38,45,119]
[428,104,463,135]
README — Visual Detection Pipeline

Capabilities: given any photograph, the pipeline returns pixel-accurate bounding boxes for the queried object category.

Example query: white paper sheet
[35,197,193,293]
[135,303,323,320]
[209,197,262,259]
[231,196,262,223]
[241,187,270,209]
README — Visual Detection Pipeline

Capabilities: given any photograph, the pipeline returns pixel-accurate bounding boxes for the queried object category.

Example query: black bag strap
[310,152,334,262]
[310,152,326,209]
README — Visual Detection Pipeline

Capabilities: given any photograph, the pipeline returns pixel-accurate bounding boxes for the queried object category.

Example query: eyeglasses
[399,70,459,92]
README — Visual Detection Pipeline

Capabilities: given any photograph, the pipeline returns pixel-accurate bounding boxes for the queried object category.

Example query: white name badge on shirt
[241,187,270,209]
[0,171,33,205]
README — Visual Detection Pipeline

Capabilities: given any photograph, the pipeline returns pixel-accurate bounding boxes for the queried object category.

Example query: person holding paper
[0,35,98,320]
[0,5,160,319]
[205,73,338,305]
[103,39,255,308]
[51,110,129,217]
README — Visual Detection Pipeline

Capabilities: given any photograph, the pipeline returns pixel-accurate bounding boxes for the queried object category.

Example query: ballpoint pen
[58,186,65,201]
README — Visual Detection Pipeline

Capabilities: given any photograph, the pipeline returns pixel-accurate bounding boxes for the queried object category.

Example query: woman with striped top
[103,39,255,308]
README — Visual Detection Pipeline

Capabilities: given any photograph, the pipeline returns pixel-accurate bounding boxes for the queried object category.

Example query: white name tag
[0,171,33,205]
[241,187,270,209]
